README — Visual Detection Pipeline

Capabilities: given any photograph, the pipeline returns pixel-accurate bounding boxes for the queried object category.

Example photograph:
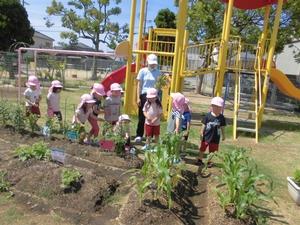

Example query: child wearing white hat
[104,83,122,125]
[47,80,63,121]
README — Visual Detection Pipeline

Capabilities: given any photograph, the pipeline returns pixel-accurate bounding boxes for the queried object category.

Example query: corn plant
[15,141,50,161]
[0,171,10,192]
[10,104,26,133]
[215,147,273,224]
[26,113,39,135]
[0,100,11,126]
[45,117,62,134]
[130,134,185,208]
[60,168,82,189]
[160,133,182,162]
[155,74,169,90]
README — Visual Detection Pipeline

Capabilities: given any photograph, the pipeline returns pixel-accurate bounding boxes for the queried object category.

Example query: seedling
[60,168,82,189]
[293,169,300,186]
[0,171,10,192]
[15,141,50,161]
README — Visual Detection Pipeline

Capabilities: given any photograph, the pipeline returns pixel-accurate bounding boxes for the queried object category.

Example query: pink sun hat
[48,80,63,93]
[110,83,123,91]
[26,75,40,87]
[211,96,224,107]
[170,92,186,113]
[146,88,158,98]
[77,94,96,109]
[91,83,105,96]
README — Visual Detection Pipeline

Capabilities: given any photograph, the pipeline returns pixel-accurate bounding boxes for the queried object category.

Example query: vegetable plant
[0,100,11,126]
[155,74,169,90]
[130,133,185,208]
[61,168,82,189]
[10,104,26,133]
[15,141,50,161]
[0,171,10,192]
[293,169,300,186]
[45,116,62,134]
[26,113,39,135]
[215,147,273,224]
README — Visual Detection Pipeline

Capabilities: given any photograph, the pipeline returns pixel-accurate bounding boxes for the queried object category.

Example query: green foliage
[130,133,184,208]
[0,0,34,51]
[60,168,82,189]
[15,141,50,161]
[215,148,273,224]
[0,100,11,126]
[155,75,169,90]
[154,8,176,29]
[45,0,128,50]
[26,113,39,135]
[10,104,26,133]
[46,116,62,134]
[293,169,300,186]
[0,171,10,192]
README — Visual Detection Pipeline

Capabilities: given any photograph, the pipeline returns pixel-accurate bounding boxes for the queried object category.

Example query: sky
[24,0,178,51]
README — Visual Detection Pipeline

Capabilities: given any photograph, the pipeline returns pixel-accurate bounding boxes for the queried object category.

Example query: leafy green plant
[15,141,50,161]
[26,113,39,135]
[0,100,11,126]
[155,74,169,90]
[45,117,62,134]
[10,104,26,133]
[293,169,300,186]
[0,171,10,192]
[61,168,82,189]
[215,148,273,224]
[130,134,185,208]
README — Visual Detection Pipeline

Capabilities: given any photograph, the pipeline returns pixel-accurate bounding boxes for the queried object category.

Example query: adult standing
[134,54,161,143]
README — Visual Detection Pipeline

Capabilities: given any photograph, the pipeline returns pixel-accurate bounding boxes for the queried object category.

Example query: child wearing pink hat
[47,80,63,121]
[142,88,163,150]
[104,83,122,125]
[167,92,186,134]
[87,83,106,142]
[24,75,41,116]
[73,94,96,144]
[198,96,226,167]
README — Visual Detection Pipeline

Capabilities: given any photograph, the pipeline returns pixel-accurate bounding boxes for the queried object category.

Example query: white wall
[276,42,300,76]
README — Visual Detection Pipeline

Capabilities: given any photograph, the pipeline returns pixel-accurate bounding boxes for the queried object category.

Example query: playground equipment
[121,0,300,142]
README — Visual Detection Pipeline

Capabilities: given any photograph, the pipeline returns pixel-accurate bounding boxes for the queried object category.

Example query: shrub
[0,100,11,126]
[130,133,184,208]
[15,141,50,161]
[293,169,300,186]
[215,148,273,224]
[61,168,82,189]
[0,171,10,192]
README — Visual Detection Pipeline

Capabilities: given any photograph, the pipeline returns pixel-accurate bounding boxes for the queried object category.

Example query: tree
[0,0,34,51]
[175,0,300,93]
[45,0,129,79]
[154,8,176,29]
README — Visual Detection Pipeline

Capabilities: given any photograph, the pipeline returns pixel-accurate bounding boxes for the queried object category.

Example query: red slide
[101,63,136,92]
[222,0,286,10]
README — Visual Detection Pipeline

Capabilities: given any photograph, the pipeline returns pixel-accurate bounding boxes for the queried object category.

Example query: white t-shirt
[104,96,121,122]
[24,88,41,107]
[75,108,92,123]
[47,92,60,112]
[143,102,162,126]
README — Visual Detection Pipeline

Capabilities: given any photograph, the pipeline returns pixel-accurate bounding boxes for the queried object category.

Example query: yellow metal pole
[259,0,283,125]
[136,0,146,74]
[259,5,271,59]
[214,0,235,97]
[168,0,188,114]
[124,0,137,114]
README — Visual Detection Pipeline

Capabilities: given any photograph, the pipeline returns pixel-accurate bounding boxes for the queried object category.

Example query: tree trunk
[91,56,97,80]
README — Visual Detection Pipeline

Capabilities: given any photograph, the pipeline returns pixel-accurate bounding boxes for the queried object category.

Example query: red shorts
[145,124,160,137]
[199,141,219,152]
[26,105,41,116]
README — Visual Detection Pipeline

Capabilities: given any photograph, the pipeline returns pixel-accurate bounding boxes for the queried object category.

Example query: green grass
[2,207,24,224]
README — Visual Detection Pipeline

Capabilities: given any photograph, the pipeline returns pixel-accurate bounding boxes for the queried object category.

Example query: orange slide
[101,63,136,92]
[269,68,300,101]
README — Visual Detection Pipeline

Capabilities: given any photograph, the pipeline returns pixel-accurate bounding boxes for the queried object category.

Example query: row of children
[24,74,226,164]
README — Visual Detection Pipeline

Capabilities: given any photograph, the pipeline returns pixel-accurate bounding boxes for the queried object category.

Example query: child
[167,92,186,134]
[87,83,106,143]
[104,83,122,125]
[181,98,192,154]
[73,94,96,144]
[47,80,63,121]
[142,88,163,150]
[198,96,226,167]
[24,75,42,116]
[114,114,131,151]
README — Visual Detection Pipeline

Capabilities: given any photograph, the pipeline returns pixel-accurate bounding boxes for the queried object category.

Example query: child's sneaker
[134,136,142,143]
